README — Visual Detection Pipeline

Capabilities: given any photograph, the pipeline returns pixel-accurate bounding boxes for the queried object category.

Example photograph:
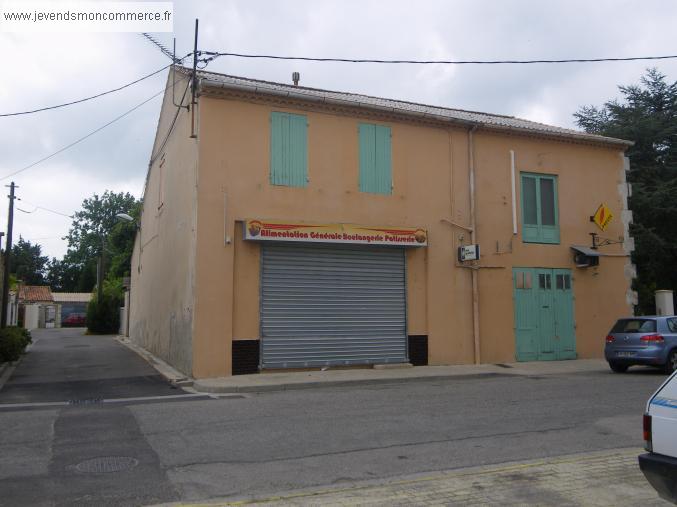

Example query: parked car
[62,312,86,327]
[604,316,677,374]
[639,369,677,504]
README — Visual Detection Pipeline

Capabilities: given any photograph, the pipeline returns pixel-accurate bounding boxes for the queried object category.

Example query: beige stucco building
[129,66,635,379]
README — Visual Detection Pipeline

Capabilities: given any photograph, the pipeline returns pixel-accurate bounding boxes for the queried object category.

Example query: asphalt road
[0,328,670,506]
[0,328,180,404]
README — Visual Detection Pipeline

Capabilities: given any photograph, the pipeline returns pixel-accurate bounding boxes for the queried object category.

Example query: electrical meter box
[458,244,480,262]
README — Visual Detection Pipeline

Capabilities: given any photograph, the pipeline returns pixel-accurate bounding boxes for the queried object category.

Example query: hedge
[0,326,32,363]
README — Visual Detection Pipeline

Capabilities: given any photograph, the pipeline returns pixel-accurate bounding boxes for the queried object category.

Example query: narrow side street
[0,328,201,506]
[0,328,180,404]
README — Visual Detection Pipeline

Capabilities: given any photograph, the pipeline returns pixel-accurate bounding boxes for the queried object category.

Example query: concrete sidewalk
[191,359,611,394]
[117,336,621,395]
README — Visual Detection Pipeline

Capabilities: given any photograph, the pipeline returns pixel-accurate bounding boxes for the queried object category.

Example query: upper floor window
[521,172,560,244]
[359,123,392,194]
[270,112,307,187]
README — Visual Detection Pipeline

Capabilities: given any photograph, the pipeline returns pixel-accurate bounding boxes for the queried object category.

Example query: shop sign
[591,203,613,231]
[244,219,427,247]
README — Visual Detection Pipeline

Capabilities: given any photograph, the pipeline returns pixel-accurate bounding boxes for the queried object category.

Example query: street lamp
[115,213,134,223]
[95,213,139,303]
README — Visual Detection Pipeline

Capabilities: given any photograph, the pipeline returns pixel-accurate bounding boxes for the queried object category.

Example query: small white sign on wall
[458,244,480,262]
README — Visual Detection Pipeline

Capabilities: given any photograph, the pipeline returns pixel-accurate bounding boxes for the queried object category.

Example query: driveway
[0,327,180,404]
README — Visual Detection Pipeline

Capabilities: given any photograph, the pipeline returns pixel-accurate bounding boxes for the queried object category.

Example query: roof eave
[199,78,633,149]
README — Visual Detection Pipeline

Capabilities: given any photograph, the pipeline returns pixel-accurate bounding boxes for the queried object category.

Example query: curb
[192,372,513,394]
[115,336,195,388]
[0,361,16,391]
[0,338,34,392]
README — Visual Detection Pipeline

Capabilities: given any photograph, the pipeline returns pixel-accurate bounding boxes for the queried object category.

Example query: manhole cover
[75,456,139,473]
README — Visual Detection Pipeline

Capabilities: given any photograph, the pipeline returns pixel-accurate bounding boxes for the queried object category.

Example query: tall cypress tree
[575,69,677,313]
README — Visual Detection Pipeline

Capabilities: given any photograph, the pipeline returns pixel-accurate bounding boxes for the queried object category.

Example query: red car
[62,313,86,326]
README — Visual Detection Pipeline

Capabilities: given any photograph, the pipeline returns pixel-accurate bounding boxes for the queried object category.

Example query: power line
[0,60,189,118]
[200,51,677,66]
[149,78,191,166]
[20,236,63,242]
[0,75,188,182]
[16,199,73,218]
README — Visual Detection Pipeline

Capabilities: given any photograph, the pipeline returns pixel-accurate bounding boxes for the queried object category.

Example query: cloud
[0,161,144,259]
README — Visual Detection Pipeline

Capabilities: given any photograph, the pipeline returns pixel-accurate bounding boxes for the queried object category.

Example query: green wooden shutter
[539,176,560,243]
[521,175,540,242]
[270,112,307,187]
[359,123,391,194]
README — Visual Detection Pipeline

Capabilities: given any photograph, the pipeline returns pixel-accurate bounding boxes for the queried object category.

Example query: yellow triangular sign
[592,203,613,231]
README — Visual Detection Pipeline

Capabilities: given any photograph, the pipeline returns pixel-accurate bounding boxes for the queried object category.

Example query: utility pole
[2,182,17,328]
[190,18,199,138]
[96,235,105,304]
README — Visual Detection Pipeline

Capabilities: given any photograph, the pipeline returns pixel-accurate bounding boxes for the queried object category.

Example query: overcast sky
[1,0,676,259]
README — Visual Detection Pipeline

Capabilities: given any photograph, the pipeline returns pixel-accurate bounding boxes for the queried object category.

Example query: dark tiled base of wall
[232,340,260,375]
[408,335,428,366]
[233,336,428,373]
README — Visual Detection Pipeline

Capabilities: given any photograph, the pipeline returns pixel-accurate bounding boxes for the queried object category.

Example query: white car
[639,370,677,504]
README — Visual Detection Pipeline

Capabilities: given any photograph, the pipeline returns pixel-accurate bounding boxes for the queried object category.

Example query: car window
[668,318,677,333]
[611,319,657,333]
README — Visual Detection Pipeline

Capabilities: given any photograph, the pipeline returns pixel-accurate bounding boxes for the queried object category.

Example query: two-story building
[129,66,635,379]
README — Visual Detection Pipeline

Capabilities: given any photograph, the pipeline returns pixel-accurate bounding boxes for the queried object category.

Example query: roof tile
[18,285,54,303]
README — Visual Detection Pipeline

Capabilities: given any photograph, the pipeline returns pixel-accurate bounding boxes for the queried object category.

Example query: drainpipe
[510,150,517,235]
[468,126,481,365]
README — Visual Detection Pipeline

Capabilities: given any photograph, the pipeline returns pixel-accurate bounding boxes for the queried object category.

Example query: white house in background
[18,285,59,330]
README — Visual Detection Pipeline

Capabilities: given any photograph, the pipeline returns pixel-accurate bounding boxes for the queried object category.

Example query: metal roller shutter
[261,243,407,368]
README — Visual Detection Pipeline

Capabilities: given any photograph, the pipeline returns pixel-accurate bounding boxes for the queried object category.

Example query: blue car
[605,316,677,374]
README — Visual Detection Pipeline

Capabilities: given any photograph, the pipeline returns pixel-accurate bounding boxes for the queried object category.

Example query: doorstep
[192,359,608,394]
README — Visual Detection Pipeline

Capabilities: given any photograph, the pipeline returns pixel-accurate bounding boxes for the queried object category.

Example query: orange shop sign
[244,219,427,247]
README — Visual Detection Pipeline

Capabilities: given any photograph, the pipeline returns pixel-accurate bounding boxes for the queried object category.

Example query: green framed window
[359,123,392,194]
[520,172,560,244]
[270,112,307,187]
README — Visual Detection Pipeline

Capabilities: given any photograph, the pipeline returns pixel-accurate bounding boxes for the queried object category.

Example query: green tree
[65,191,139,261]
[45,255,82,292]
[105,200,141,280]
[86,278,124,334]
[46,191,140,293]
[11,237,48,285]
[575,68,677,313]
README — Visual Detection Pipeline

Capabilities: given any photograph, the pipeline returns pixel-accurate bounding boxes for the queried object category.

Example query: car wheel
[609,362,629,373]
[664,350,677,375]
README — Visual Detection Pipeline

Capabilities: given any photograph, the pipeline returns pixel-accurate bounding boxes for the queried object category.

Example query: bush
[86,279,123,334]
[0,326,32,363]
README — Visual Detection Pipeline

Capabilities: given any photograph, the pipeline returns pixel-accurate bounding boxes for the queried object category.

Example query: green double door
[513,268,576,361]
